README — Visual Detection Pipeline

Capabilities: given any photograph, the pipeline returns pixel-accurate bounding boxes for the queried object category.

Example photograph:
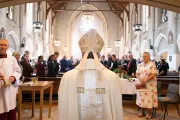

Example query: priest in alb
[0,39,21,120]
[58,29,123,120]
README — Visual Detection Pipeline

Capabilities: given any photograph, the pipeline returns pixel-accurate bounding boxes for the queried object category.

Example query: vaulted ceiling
[0,0,180,13]
[45,0,129,24]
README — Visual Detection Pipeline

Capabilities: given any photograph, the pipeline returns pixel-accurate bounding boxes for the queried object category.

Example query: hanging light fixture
[107,47,112,52]
[33,3,43,32]
[133,4,142,34]
[133,24,142,31]
[54,40,60,47]
[115,40,121,46]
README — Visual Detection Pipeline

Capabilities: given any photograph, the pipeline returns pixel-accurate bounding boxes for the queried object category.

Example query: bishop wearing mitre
[0,39,21,120]
[58,29,123,120]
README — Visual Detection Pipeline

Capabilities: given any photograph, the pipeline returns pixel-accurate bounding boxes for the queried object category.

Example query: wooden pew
[157,76,179,95]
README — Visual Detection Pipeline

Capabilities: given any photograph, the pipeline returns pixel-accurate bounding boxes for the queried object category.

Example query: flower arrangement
[113,69,133,82]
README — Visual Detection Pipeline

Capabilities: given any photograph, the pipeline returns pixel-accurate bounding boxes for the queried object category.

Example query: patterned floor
[17,100,180,120]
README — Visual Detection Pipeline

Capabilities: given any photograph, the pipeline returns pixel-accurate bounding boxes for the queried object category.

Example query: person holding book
[136,52,158,119]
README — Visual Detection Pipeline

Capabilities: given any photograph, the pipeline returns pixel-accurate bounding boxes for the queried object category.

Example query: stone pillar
[167,11,179,71]
[148,7,155,57]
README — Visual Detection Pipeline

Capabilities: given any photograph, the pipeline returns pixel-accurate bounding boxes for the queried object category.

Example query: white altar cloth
[120,78,140,94]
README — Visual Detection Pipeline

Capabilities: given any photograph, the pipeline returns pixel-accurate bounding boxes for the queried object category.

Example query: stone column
[148,7,155,57]
[167,11,180,71]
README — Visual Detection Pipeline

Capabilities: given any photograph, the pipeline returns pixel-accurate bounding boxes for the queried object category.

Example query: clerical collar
[0,54,7,58]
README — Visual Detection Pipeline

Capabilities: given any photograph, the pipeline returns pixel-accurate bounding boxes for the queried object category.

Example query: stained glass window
[80,14,95,33]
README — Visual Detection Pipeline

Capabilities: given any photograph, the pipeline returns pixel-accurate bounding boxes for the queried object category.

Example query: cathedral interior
[0,0,180,120]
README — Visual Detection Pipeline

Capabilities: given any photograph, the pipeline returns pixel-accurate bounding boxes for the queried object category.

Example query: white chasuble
[0,55,21,114]
[58,58,123,120]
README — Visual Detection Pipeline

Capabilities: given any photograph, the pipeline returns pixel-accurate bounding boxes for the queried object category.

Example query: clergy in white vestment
[58,29,123,120]
[0,39,21,120]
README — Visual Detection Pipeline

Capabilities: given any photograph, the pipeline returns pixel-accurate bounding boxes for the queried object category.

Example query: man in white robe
[58,29,123,120]
[0,39,21,120]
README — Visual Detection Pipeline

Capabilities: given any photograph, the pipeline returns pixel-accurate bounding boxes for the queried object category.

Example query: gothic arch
[68,4,108,55]
[6,31,20,51]
[154,33,168,54]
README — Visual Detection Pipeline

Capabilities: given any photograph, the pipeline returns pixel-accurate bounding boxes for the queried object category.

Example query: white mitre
[78,29,104,53]
[77,29,105,69]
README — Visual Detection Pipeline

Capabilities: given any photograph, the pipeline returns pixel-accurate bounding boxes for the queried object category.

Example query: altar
[120,78,140,94]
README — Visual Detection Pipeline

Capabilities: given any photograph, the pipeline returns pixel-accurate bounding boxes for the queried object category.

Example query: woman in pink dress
[136,52,158,119]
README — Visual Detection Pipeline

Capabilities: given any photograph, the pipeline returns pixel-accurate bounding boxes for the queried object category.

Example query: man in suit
[127,54,137,77]
[48,54,59,77]
[109,54,118,71]
[106,54,112,69]
[100,55,107,67]
[119,56,128,70]
[60,55,68,73]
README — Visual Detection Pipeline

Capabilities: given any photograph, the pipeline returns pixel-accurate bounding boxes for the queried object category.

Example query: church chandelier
[107,47,112,52]
[33,4,43,32]
[115,40,121,47]
[133,24,142,31]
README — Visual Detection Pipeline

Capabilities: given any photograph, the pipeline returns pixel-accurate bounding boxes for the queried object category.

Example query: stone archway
[6,31,20,51]
[154,33,168,57]
[154,33,168,55]
[68,4,108,56]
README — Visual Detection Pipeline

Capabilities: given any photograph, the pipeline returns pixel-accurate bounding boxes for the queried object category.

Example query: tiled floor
[17,100,180,120]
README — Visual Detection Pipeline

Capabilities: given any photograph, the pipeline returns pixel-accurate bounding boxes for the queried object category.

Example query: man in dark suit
[109,54,118,71]
[60,55,68,73]
[127,54,137,77]
[119,56,128,70]
[48,54,59,77]
[100,55,107,67]
[106,54,112,69]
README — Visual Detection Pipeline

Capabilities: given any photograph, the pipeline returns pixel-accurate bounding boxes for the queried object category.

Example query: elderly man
[58,29,123,120]
[0,39,21,120]
[127,54,137,77]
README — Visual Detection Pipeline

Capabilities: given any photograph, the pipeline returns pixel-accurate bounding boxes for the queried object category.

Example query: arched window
[6,6,14,20]
[142,5,149,31]
[26,3,33,33]
[80,14,95,35]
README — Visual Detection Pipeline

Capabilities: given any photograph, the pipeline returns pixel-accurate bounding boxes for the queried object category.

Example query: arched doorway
[6,31,20,51]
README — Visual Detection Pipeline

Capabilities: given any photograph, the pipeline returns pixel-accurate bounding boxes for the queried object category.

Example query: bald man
[0,39,21,120]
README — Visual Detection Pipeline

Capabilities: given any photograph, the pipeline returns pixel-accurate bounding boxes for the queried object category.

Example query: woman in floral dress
[136,52,158,119]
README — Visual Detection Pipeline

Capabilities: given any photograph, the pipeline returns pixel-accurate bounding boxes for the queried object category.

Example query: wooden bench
[157,76,179,95]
